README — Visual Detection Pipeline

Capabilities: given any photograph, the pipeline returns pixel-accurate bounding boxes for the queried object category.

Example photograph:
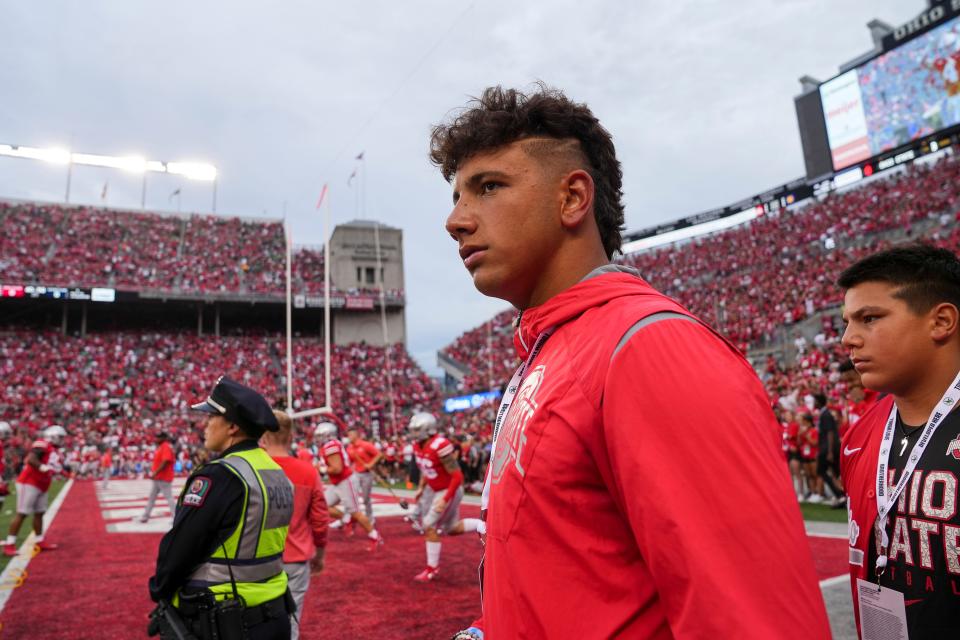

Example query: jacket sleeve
[601,319,830,639]
[148,464,244,602]
[309,469,329,549]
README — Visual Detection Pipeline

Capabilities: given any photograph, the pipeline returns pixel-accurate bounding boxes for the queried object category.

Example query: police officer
[148,376,295,640]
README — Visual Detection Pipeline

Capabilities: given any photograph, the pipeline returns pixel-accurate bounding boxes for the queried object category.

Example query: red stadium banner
[345,295,375,310]
[0,285,24,298]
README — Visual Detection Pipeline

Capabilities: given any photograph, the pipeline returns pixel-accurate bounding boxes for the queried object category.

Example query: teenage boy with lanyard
[840,244,960,638]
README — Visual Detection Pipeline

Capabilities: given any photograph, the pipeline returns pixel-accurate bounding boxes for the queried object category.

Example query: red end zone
[0,481,849,639]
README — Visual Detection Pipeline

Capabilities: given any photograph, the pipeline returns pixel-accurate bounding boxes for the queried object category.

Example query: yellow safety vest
[177,446,293,608]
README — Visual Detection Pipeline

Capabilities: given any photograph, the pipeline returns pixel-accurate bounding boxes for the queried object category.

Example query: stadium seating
[0,329,439,477]
[440,157,960,392]
[0,202,402,298]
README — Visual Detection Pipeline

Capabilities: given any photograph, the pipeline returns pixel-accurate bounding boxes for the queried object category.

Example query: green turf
[800,501,848,523]
[0,479,68,574]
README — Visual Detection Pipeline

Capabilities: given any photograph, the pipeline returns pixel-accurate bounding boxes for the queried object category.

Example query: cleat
[414,566,439,582]
[367,534,384,551]
[3,543,16,557]
[404,515,424,535]
[35,541,59,551]
[345,521,355,537]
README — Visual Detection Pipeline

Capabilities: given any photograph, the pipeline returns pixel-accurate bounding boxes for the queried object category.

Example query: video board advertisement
[821,15,960,170]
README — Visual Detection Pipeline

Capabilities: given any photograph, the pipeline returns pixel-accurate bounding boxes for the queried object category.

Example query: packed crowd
[286,339,441,430]
[439,309,516,393]
[623,157,960,351]
[0,329,439,481]
[0,202,403,298]
[441,156,960,392]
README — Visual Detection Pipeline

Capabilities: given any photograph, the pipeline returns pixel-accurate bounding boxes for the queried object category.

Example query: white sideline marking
[96,479,184,533]
[0,478,75,614]
[107,519,174,533]
[819,574,848,589]
[102,506,173,520]
[807,532,849,541]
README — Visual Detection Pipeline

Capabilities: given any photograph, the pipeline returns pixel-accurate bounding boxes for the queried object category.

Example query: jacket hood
[514,265,671,359]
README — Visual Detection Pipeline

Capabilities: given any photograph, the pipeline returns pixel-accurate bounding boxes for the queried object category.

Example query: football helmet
[43,425,67,444]
[407,412,438,439]
[314,421,338,443]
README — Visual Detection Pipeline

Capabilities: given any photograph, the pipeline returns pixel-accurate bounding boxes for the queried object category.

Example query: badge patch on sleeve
[182,476,211,507]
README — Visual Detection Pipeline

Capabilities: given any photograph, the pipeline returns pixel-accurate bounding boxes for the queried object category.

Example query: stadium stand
[0,202,403,298]
[0,329,440,479]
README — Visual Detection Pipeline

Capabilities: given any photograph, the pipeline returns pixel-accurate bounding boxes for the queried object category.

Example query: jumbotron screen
[820,14,960,171]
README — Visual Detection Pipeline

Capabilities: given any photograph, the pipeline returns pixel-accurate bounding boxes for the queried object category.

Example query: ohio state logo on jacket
[491,365,545,485]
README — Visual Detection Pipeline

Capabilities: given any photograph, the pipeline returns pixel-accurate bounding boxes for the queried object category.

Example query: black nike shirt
[868,410,960,638]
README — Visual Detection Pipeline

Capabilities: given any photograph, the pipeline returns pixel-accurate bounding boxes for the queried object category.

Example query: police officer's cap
[191,376,279,437]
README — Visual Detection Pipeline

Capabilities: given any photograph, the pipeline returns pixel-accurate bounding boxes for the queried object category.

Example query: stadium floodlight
[166,161,217,182]
[0,144,71,165]
[71,152,147,173]
[0,142,219,209]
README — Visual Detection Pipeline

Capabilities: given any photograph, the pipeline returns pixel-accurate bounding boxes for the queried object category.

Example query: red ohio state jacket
[472,267,830,639]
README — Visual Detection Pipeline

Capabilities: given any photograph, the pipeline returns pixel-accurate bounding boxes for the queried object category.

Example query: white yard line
[0,478,75,614]
[819,574,848,589]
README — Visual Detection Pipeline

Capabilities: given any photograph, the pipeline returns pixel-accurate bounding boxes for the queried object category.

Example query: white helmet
[44,425,67,444]
[407,412,438,439]
[0,421,11,437]
[314,421,338,443]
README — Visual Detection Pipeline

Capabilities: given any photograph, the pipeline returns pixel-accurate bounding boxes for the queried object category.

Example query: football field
[0,481,854,639]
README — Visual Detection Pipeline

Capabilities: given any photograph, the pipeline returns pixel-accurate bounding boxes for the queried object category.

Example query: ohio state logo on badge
[491,365,545,485]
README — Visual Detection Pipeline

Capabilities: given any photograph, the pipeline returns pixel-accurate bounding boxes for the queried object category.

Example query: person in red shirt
[138,432,175,523]
[4,437,58,555]
[432,85,829,639]
[408,412,482,582]
[262,411,329,640]
[798,413,821,502]
[383,439,400,483]
[346,428,383,523]
[782,410,803,498]
[100,446,113,489]
[315,420,382,550]
[839,245,960,636]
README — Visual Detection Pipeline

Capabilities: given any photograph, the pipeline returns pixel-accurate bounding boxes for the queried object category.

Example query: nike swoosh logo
[844,447,863,456]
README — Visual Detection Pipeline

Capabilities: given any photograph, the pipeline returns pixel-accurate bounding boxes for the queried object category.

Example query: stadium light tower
[0,143,218,211]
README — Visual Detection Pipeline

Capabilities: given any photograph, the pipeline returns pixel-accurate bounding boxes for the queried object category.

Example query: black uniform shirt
[148,439,260,602]
[869,411,960,638]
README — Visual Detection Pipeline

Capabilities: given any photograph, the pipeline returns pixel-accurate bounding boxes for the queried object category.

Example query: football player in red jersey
[4,435,59,556]
[408,412,482,582]
[315,421,382,550]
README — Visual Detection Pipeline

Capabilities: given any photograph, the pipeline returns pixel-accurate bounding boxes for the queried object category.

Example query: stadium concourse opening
[0,294,331,336]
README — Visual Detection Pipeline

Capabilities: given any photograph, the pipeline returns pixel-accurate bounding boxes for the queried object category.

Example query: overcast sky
[0,1,923,376]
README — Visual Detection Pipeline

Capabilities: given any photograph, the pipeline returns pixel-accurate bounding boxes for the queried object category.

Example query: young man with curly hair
[432,85,829,640]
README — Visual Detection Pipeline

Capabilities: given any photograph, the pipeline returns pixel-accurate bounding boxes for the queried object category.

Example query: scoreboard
[798,2,960,178]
